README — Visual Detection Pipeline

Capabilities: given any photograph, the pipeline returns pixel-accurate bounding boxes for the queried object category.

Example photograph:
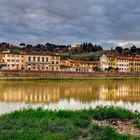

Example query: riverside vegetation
[0,107,140,140]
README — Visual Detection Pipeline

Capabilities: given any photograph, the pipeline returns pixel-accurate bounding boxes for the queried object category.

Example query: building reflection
[99,83,140,103]
[0,81,140,104]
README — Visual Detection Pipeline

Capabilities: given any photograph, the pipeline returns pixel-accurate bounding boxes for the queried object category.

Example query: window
[52,67,54,70]
[28,57,31,62]
[37,57,40,62]
[56,56,59,60]
[33,57,36,61]
[21,67,24,70]
[42,57,44,62]
[56,61,59,64]
[52,61,54,64]
[46,57,48,62]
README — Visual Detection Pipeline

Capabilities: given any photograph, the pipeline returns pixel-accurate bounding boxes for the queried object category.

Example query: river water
[0,80,140,114]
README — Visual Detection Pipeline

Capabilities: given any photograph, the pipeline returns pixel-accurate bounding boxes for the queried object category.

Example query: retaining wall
[0,70,140,79]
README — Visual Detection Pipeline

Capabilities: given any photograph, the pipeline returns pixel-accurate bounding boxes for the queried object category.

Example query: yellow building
[100,54,140,72]
[61,59,99,72]
[100,54,117,70]
[0,52,7,69]
[0,52,25,70]
[0,51,61,71]
[131,58,140,72]
[107,56,117,69]
[5,53,26,70]
[25,53,60,71]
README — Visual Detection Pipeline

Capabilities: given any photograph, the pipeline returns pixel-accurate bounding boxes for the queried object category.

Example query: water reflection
[0,81,140,114]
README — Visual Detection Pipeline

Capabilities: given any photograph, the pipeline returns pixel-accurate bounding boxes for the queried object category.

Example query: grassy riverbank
[0,107,140,140]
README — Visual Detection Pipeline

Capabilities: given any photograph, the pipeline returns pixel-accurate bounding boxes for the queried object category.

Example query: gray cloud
[0,0,140,48]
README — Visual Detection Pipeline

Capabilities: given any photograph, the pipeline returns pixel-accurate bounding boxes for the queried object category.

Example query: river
[0,80,140,114]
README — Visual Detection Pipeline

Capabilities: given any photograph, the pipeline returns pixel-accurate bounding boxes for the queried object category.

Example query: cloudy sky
[0,0,140,48]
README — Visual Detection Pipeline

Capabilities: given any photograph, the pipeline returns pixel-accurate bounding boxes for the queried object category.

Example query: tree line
[0,42,140,60]
[115,45,140,55]
[69,42,103,54]
[0,42,103,54]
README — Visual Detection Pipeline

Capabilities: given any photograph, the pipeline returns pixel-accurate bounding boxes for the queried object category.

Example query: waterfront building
[117,57,129,72]
[25,53,60,71]
[100,54,140,72]
[0,51,61,71]
[61,59,99,72]
[0,52,7,69]
[5,53,26,70]
[100,54,117,71]
[132,57,140,72]
[0,52,25,70]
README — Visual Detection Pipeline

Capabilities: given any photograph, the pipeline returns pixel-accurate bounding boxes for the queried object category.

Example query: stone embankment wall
[0,70,140,79]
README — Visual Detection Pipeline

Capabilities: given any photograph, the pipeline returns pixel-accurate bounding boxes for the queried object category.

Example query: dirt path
[93,119,140,136]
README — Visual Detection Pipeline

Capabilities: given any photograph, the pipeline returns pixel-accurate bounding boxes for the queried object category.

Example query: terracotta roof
[0,51,60,56]
[106,54,140,61]
[65,59,99,64]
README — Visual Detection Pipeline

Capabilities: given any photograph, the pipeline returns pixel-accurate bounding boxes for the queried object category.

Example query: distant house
[25,53,60,71]
[61,59,99,72]
[100,54,140,72]
[0,51,61,71]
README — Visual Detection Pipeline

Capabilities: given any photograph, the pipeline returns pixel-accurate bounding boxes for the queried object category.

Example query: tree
[93,66,101,72]
[20,43,26,47]
[108,66,115,72]
[123,48,129,51]
[130,45,136,53]
[115,67,119,72]
[115,46,123,54]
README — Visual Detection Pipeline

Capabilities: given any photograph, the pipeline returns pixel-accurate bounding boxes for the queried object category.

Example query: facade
[117,57,129,72]
[100,54,109,70]
[61,59,99,72]
[0,51,60,71]
[0,53,7,69]
[1,51,140,73]
[26,54,60,71]
[5,53,26,70]
[100,54,117,70]
[100,54,140,72]
[130,57,140,72]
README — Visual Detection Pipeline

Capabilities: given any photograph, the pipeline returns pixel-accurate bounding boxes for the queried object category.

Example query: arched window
[33,57,36,61]
[37,57,40,62]
[46,57,48,62]
[42,57,44,62]
[28,57,31,61]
